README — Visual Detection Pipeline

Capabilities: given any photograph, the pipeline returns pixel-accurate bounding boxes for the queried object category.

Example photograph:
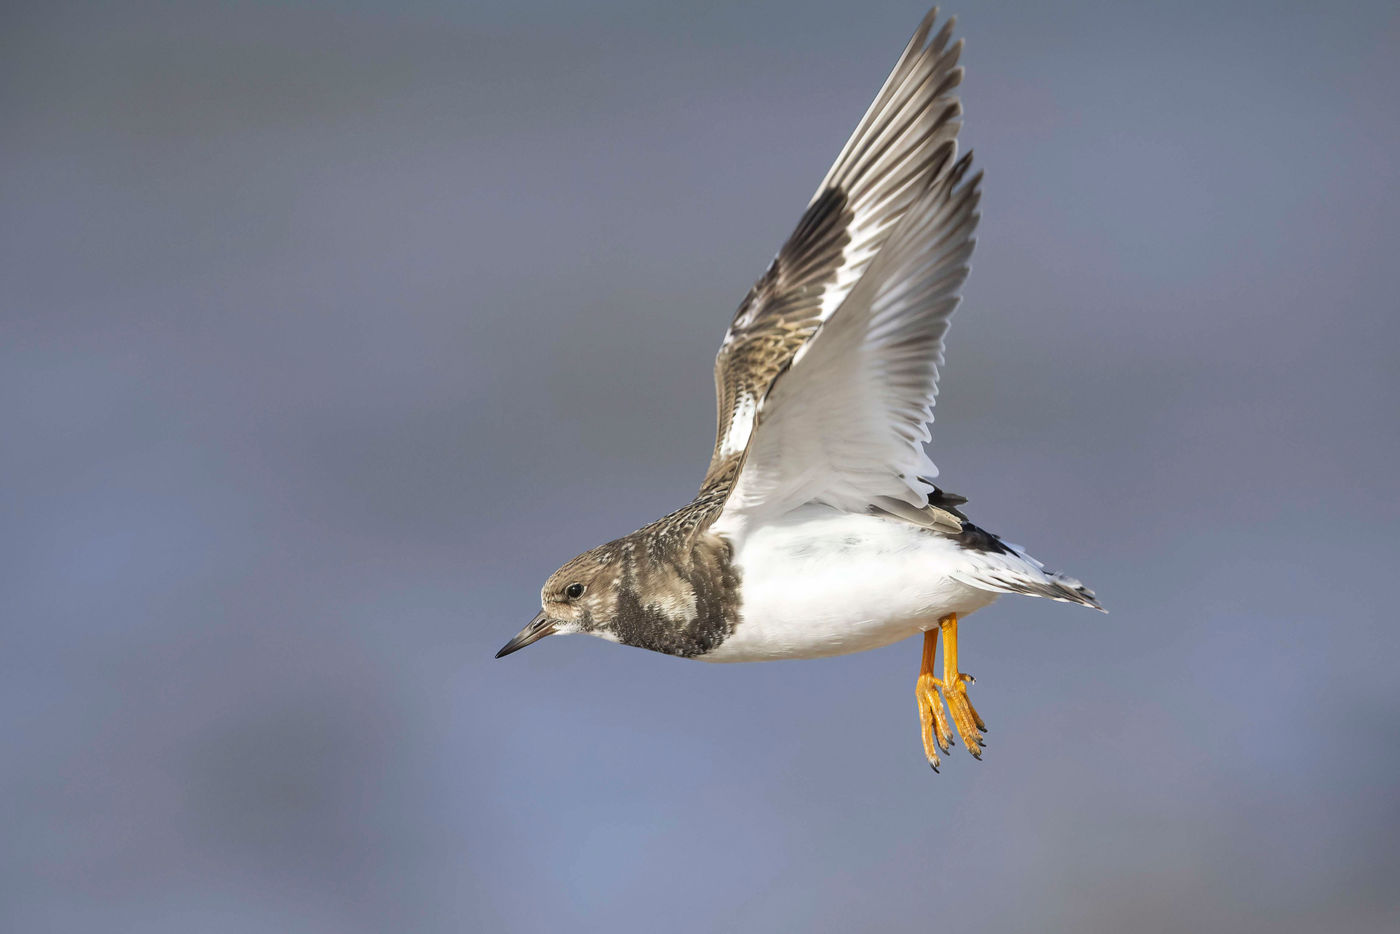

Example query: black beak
[495,611,557,658]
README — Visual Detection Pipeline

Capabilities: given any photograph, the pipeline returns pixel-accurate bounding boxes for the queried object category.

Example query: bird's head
[495,543,625,657]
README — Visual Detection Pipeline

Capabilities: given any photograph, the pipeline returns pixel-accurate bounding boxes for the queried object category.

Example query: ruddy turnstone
[497,7,1102,770]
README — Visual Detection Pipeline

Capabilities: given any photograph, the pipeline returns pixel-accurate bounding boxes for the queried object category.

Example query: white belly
[700,508,999,662]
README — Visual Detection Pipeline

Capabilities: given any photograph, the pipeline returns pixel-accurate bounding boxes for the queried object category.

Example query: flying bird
[496,7,1102,770]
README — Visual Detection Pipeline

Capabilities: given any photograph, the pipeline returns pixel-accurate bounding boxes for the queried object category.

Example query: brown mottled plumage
[496,8,1101,772]
[539,516,740,658]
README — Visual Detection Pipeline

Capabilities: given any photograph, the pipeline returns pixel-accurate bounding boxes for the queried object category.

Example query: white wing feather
[703,9,965,480]
[720,154,982,524]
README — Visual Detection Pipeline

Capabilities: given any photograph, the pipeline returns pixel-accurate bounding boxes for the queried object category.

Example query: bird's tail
[950,539,1105,612]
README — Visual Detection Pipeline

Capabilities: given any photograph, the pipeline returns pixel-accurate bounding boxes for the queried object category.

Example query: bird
[495,7,1102,771]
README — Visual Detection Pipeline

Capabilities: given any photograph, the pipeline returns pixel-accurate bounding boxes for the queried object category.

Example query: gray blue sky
[3,1,1399,931]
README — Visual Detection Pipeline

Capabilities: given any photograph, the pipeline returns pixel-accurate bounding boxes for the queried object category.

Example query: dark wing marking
[719,154,982,527]
[692,8,966,530]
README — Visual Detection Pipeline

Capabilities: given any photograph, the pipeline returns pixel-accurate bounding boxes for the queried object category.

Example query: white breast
[700,507,999,662]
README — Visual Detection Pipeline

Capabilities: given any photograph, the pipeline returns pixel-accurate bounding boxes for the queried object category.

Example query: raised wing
[694,8,967,523]
[723,153,982,528]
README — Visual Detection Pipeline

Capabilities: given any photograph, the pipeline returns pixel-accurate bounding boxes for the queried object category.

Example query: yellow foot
[914,614,989,770]
[916,629,954,770]
[939,612,987,759]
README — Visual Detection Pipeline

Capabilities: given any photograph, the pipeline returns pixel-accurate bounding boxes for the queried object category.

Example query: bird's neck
[608,530,740,658]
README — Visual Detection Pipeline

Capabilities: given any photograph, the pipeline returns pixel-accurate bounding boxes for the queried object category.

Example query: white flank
[701,506,1003,662]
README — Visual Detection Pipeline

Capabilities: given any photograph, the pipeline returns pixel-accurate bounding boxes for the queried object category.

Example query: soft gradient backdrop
[4,1,1398,931]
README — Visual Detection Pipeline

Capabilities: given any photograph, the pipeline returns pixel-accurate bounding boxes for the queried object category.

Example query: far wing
[720,153,982,527]
[694,9,966,524]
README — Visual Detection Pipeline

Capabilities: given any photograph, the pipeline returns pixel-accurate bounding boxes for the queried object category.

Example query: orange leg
[939,612,987,759]
[915,628,954,770]
[915,613,988,770]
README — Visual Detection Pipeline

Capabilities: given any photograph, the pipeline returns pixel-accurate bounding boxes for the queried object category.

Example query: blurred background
[3,0,1398,930]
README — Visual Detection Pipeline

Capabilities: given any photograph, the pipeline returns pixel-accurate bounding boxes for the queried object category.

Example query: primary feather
[697,8,969,534]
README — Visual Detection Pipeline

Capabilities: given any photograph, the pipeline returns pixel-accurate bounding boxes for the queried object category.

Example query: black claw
[929,761,940,773]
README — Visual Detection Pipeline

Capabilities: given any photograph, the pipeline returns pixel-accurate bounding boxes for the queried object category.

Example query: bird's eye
[565,583,585,599]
